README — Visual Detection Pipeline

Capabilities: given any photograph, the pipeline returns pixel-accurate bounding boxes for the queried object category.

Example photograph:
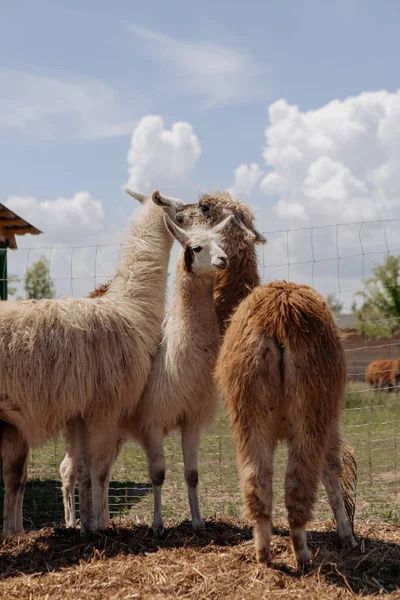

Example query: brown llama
[176,193,357,530]
[365,358,400,392]
[216,281,357,566]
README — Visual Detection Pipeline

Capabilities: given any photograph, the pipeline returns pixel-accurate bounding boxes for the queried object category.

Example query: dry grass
[0,518,399,599]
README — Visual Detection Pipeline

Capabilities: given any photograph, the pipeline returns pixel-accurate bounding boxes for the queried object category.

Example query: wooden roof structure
[0,203,42,249]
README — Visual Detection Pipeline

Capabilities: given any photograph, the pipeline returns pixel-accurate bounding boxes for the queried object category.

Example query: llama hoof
[2,528,13,537]
[152,521,165,536]
[79,523,93,537]
[296,547,311,569]
[65,520,77,529]
[341,534,358,549]
[256,547,271,564]
[192,518,205,532]
[92,517,106,532]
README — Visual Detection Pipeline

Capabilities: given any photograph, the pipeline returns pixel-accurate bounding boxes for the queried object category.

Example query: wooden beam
[5,227,41,235]
[0,218,28,228]
[7,233,17,249]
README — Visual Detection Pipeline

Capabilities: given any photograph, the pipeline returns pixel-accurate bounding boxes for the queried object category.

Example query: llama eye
[192,246,202,253]
[200,204,210,213]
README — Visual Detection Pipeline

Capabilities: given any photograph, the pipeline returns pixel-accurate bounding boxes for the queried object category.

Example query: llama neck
[168,260,217,333]
[213,248,260,333]
[107,202,172,304]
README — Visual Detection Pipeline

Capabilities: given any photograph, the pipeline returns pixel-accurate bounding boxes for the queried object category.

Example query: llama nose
[216,256,228,268]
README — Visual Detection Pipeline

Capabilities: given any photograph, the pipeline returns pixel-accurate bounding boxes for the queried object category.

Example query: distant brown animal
[365,359,400,391]
[216,281,357,566]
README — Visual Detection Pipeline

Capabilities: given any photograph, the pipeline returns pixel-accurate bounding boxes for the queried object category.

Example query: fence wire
[0,217,399,529]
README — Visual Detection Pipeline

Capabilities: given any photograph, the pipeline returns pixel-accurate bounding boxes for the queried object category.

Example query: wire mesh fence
[0,217,399,530]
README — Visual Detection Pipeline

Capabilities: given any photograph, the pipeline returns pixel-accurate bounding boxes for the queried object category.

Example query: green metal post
[0,248,8,300]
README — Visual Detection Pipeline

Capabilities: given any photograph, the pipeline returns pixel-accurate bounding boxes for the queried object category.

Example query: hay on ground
[0,518,399,599]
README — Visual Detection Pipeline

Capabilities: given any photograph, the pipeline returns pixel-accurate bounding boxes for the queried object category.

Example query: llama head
[163,214,233,275]
[123,188,183,219]
[174,191,266,253]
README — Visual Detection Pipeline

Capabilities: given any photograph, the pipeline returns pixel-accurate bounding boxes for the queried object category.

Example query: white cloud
[229,163,263,198]
[220,91,400,309]
[5,192,105,244]
[259,91,400,224]
[129,27,266,109]
[126,115,201,192]
[0,69,140,140]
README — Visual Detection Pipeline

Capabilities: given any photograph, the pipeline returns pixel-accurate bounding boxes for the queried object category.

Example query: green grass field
[1,382,399,530]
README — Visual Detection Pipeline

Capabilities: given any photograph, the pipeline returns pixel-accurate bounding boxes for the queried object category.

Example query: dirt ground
[0,518,399,599]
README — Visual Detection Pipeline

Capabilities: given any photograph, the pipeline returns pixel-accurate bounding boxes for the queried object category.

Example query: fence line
[0,217,399,528]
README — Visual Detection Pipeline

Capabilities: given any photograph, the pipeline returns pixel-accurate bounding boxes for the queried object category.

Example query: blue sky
[2,0,400,300]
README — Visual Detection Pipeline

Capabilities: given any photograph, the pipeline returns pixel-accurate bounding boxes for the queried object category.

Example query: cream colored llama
[59,193,264,530]
[122,212,234,533]
[216,281,357,567]
[60,212,245,533]
[0,189,182,535]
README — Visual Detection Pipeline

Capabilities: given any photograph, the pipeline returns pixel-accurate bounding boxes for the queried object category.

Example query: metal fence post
[0,247,8,300]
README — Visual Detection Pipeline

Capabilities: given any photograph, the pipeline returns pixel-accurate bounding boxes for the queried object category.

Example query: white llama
[0,190,182,535]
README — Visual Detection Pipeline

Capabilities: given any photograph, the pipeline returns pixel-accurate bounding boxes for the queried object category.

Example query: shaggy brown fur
[216,281,357,566]
[176,191,266,332]
[176,192,357,532]
[88,282,111,298]
[365,358,400,391]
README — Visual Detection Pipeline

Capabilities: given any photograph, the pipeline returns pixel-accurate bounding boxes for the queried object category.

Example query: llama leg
[285,436,325,567]
[69,418,92,535]
[88,425,120,531]
[77,451,92,535]
[61,421,81,528]
[60,453,77,528]
[141,428,166,535]
[181,422,205,531]
[2,424,29,535]
[322,429,357,549]
[103,437,124,525]
[239,436,275,564]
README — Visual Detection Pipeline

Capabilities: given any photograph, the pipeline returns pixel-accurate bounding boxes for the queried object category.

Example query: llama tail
[268,283,357,529]
[341,438,357,532]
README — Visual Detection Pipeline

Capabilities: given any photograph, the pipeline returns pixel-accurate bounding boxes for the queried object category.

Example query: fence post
[0,247,8,300]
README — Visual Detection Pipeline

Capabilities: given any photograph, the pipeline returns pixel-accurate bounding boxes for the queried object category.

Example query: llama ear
[152,190,184,209]
[163,214,189,245]
[253,229,267,244]
[232,211,267,245]
[211,214,235,234]
[123,188,149,204]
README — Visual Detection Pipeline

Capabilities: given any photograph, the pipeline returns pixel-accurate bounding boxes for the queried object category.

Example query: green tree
[7,273,18,298]
[352,254,400,338]
[25,256,55,300]
[326,293,344,317]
